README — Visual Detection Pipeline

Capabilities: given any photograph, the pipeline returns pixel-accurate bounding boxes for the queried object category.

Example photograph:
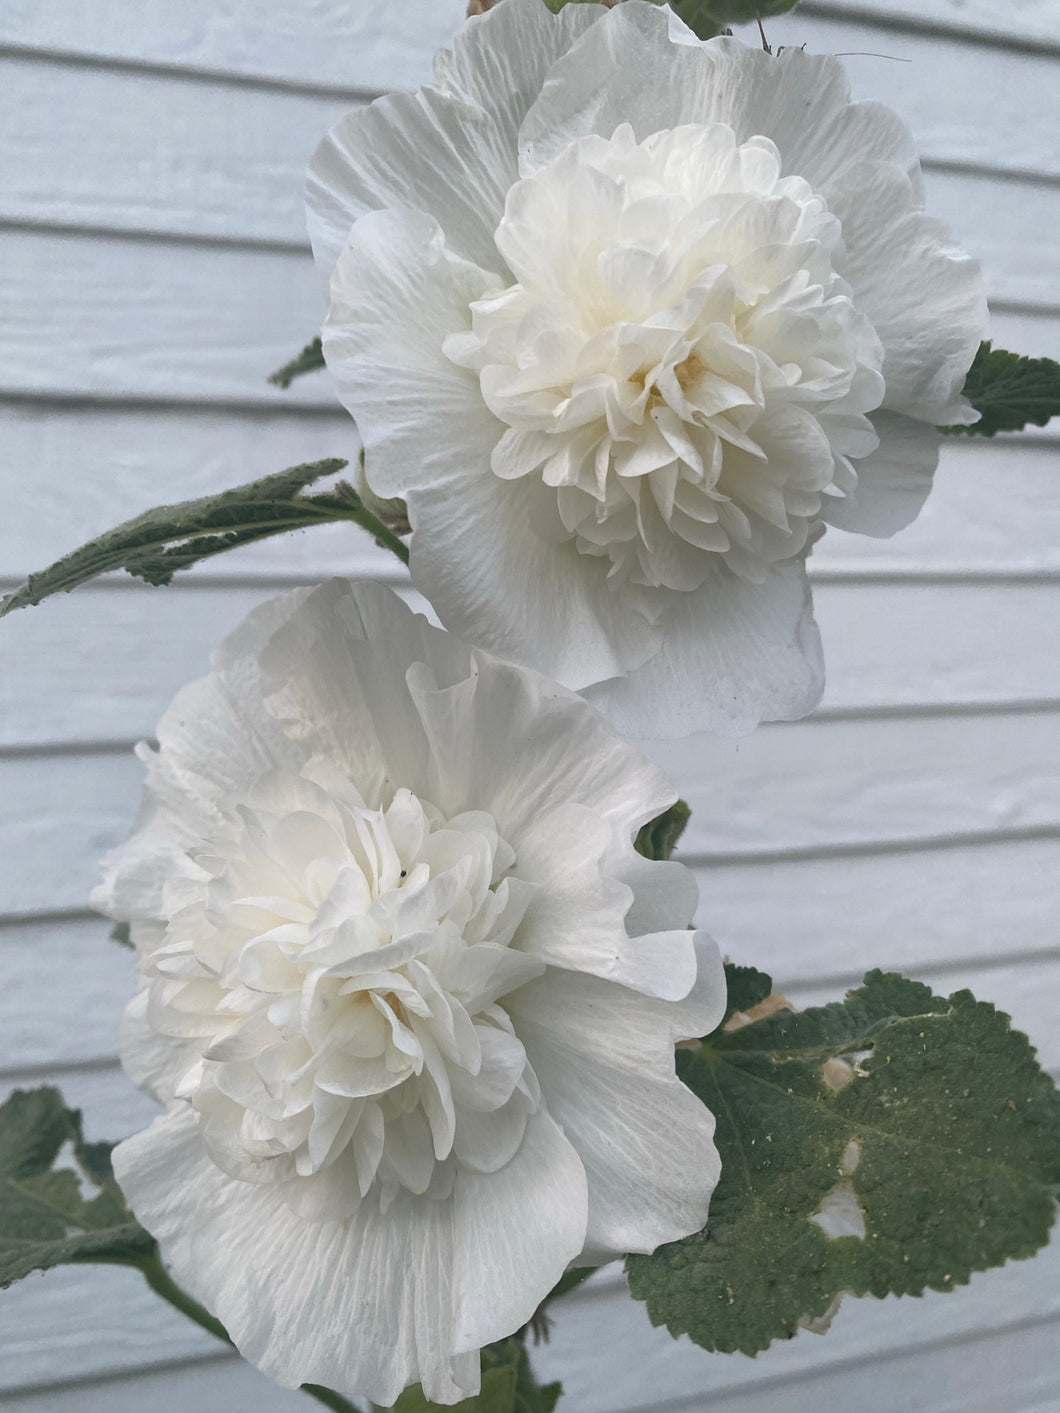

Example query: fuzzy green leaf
[268,336,326,389]
[546,0,798,34]
[945,341,1060,436]
[635,800,692,861]
[0,459,411,618]
[671,0,799,39]
[627,970,1060,1354]
[0,1087,154,1288]
[720,962,773,1025]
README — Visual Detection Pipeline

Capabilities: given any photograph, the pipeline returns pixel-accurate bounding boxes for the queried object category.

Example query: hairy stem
[336,501,410,566]
[133,1250,363,1413]
[136,1248,232,1346]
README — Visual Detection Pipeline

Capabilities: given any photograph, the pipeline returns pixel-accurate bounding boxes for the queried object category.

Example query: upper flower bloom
[95,579,723,1406]
[308,0,987,736]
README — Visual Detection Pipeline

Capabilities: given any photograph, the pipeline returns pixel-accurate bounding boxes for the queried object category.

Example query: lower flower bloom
[95,580,724,1405]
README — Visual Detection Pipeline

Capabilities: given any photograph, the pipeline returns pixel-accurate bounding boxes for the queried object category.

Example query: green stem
[338,504,410,566]
[544,1266,597,1304]
[133,1250,363,1413]
[137,1248,232,1346]
[303,1384,365,1412]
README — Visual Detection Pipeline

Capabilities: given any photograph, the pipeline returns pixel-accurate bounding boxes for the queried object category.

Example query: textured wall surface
[1,1,1059,1408]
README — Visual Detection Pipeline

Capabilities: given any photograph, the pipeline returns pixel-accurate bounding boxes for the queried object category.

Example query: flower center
[446,123,886,589]
[147,766,543,1212]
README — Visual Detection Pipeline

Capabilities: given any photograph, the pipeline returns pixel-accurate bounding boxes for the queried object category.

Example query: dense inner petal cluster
[145,765,544,1216]
[446,123,886,589]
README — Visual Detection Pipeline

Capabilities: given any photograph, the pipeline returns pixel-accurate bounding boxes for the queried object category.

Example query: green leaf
[944,340,1060,436]
[110,921,133,949]
[383,1339,560,1413]
[627,970,1060,1354]
[0,1087,154,1288]
[546,0,798,35]
[0,459,411,619]
[720,962,773,1025]
[671,0,799,40]
[268,336,326,389]
[634,800,691,861]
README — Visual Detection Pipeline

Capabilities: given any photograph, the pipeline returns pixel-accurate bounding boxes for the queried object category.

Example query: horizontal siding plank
[13,705,1057,888]
[0,232,328,408]
[658,709,1060,854]
[0,918,132,1072]
[813,439,1060,576]
[3,30,1058,247]
[799,0,1060,48]
[5,1357,308,1413]
[2,0,1056,95]
[9,1317,1060,1413]
[0,0,465,95]
[5,918,1058,1079]
[694,836,1060,979]
[3,580,1058,750]
[1,231,1057,412]
[767,13,1060,178]
[3,408,1060,582]
[981,308,1060,366]
[0,585,411,753]
[0,57,352,245]
[810,581,1060,710]
[2,738,1059,976]
[0,402,381,581]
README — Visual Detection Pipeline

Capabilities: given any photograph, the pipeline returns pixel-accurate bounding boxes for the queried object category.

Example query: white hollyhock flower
[308,0,987,737]
[95,579,723,1406]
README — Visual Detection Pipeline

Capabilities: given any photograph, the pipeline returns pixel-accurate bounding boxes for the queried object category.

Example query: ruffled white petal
[242,578,674,841]
[114,1106,584,1406]
[307,91,509,278]
[435,0,605,160]
[258,577,467,806]
[519,7,920,197]
[323,206,503,498]
[93,593,313,924]
[506,802,699,999]
[404,645,673,835]
[307,0,608,279]
[516,5,983,428]
[450,1109,587,1357]
[322,206,660,692]
[822,412,940,537]
[307,0,607,278]
[508,933,725,1260]
[405,472,661,693]
[119,987,198,1105]
[584,556,823,738]
[825,162,987,425]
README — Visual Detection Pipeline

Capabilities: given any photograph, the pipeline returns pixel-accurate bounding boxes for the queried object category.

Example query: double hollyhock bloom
[97,581,724,1405]
[309,0,986,736]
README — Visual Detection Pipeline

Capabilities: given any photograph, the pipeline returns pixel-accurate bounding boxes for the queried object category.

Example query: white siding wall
[1,2,1059,1408]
